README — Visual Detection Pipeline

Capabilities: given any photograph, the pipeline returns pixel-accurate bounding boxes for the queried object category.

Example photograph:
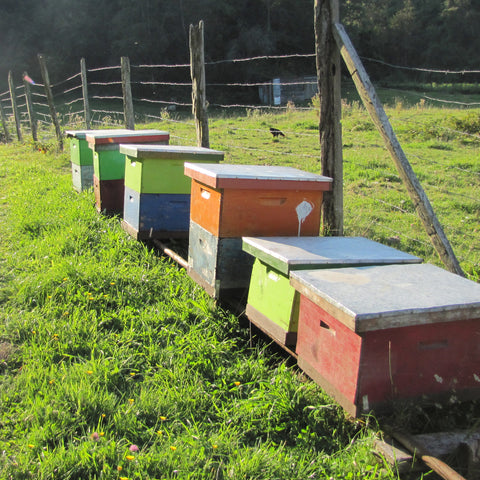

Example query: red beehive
[290,263,480,417]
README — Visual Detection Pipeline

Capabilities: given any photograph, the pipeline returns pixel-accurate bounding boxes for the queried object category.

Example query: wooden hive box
[242,236,422,347]
[184,163,332,298]
[290,263,480,417]
[86,130,169,215]
[119,145,223,239]
[185,163,332,238]
[66,129,110,191]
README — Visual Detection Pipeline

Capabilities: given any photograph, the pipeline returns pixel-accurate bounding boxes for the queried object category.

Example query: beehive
[184,163,332,298]
[86,130,169,215]
[119,145,223,239]
[290,263,480,416]
[242,236,422,347]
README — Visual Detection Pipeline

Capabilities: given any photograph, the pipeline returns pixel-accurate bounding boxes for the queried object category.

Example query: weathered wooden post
[333,23,464,277]
[23,72,38,142]
[38,54,63,150]
[121,56,135,130]
[315,0,343,236]
[0,98,12,143]
[189,20,210,148]
[80,58,91,129]
[8,71,23,142]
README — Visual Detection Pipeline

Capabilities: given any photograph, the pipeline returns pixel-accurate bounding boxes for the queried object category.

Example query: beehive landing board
[290,263,480,416]
[242,237,422,347]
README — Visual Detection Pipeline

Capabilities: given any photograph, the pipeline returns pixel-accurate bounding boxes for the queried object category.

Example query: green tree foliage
[1,0,480,90]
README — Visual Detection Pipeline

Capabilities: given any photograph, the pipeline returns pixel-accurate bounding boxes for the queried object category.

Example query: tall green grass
[0,144,396,479]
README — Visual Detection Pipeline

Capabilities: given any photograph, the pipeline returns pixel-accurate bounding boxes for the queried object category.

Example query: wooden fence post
[333,23,464,277]
[189,20,210,148]
[23,72,38,142]
[121,56,135,130]
[8,71,23,142]
[38,54,63,150]
[315,0,343,236]
[0,99,12,143]
[80,58,91,129]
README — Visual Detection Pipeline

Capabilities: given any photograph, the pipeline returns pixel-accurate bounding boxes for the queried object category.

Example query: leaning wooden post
[8,71,23,142]
[38,54,63,150]
[333,23,464,277]
[0,98,12,143]
[189,20,210,148]
[80,58,91,129]
[121,56,135,130]
[315,0,343,236]
[23,72,38,142]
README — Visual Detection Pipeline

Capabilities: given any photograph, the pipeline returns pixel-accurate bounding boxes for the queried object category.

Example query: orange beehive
[184,163,332,298]
[185,163,332,238]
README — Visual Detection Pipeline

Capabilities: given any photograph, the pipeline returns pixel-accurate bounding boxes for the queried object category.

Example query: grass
[1,97,480,479]
[0,142,396,478]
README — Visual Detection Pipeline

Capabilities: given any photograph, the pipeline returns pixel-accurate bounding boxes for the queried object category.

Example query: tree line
[1,0,479,91]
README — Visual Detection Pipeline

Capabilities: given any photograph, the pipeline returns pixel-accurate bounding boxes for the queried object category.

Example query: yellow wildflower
[170,446,177,451]
[126,455,135,461]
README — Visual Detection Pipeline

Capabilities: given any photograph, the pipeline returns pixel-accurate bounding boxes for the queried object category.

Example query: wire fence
[1,49,479,280]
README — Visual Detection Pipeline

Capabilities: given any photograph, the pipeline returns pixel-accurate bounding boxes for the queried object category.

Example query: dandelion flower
[120,477,129,480]
[99,432,105,437]
[126,455,135,461]
[129,372,136,377]
[212,444,218,449]
[27,444,34,449]
[117,466,123,471]
[128,398,134,404]
[86,370,93,375]
[101,414,106,418]
[160,416,167,421]
[233,381,241,386]
[170,446,177,451]
[49,379,54,384]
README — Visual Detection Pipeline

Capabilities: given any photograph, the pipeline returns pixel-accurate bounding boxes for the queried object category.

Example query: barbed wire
[362,56,480,75]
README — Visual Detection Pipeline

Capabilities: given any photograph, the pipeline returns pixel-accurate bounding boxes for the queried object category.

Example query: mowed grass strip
[0,144,393,479]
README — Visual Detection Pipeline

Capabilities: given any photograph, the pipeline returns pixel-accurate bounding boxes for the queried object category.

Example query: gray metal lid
[242,236,421,274]
[290,263,480,332]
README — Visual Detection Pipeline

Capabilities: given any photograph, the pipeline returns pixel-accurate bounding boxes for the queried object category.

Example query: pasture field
[0,101,479,479]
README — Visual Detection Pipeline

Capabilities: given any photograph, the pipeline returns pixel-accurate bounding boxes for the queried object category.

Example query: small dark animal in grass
[270,127,285,138]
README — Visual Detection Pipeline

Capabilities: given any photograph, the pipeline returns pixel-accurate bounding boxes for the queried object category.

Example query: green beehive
[242,236,422,347]
[121,144,224,194]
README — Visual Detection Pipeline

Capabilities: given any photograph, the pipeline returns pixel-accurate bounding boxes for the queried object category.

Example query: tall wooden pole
[80,58,91,129]
[315,0,343,236]
[23,72,38,142]
[8,71,23,142]
[121,56,135,130]
[333,23,464,277]
[189,20,210,148]
[38,54,63,150]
